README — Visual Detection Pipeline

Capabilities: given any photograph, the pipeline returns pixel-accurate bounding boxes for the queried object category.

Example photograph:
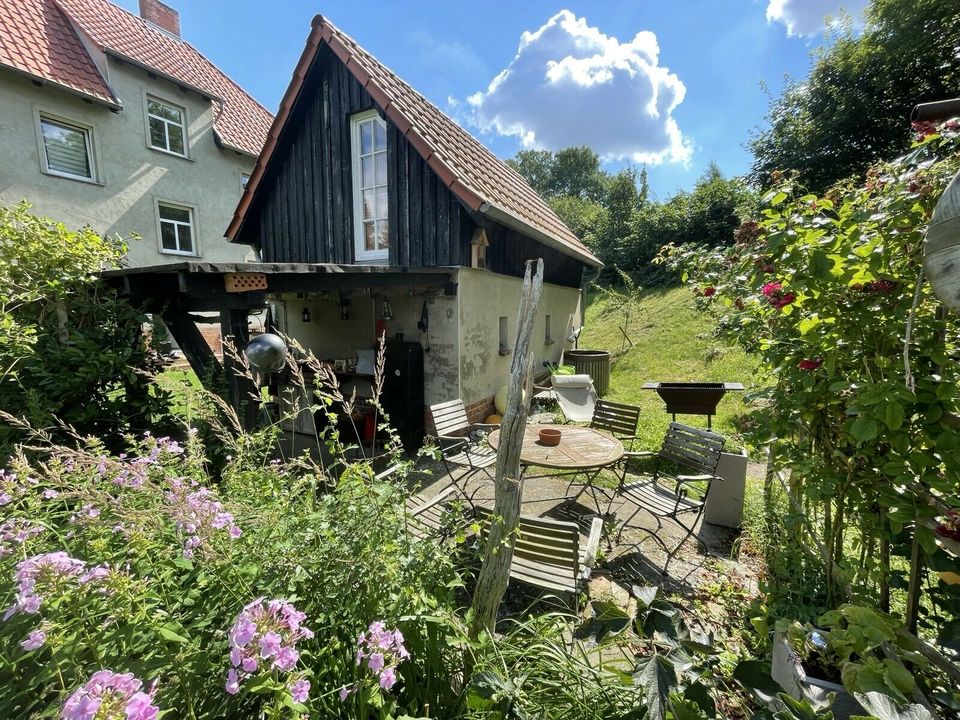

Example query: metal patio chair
[428,399,498,496]
[609,422,725,575]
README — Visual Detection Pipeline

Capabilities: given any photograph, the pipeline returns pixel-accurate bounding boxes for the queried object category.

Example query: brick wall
[465,396,496,424]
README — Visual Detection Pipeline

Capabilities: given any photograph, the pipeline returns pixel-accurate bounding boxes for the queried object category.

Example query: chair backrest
[429,399,470,437]
[407,486,469,539]
[590,399,640,439]
[475,507,580,592]
[551,374,597,423]
[658,422,726,475]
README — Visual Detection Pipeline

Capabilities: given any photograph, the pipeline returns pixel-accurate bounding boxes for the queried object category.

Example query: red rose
[774,292,796,309]
[735,298,744,310]
[703,287,716,297]
[798,359,822,370]
[762,282,782,297]
[763,264,776,273]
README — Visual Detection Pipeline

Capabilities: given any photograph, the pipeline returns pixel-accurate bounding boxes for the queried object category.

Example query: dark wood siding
[242,46,472,268]
[481,223,585,288]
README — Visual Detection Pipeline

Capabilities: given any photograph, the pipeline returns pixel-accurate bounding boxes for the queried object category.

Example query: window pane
[376,220,389,250]
[363,221,375,251]
[148,99,181,122]
[41,119,91,178]
[159,204,191,223]
[167,124,185,155]
[177,224,193,253]
[361,156,374,187]
[362,189,374,220]
[360,121,373,155]
[375,152,386,185]
[160,222,177,250]
[374,121,386,151]
[376,187,387,220]
[149,117,166,149]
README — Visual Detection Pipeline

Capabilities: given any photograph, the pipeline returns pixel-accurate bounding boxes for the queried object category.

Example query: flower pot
[538,428,562,446]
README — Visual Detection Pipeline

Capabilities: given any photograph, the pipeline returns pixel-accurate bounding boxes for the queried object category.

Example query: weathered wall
[457,267,581,408]
[0,59,254,266]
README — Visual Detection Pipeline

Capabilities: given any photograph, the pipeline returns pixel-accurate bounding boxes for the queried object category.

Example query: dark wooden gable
[236,44,587,288]
[238,45,470,268]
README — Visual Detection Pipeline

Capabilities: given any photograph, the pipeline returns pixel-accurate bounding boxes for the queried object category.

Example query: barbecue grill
[641,381,745,428]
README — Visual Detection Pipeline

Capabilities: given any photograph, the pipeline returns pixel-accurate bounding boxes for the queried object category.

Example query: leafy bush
[0,201,170,455]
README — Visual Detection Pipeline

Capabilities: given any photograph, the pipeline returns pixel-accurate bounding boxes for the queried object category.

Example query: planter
[704,449,747,529]
[771,632,865,719]
[564,350,611,397]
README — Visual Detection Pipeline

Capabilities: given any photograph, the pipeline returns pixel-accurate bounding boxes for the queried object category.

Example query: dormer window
[351,110,388,262]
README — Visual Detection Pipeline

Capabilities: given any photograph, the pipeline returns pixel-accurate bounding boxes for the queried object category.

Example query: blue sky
[114,0,867,198]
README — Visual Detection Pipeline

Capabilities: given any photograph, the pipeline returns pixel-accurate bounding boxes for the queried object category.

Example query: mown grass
[579,285,761,453]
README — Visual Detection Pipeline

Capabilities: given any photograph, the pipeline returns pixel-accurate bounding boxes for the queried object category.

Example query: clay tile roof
[0,0,116,105]
[0,0,272,157]
[228,15,601,267]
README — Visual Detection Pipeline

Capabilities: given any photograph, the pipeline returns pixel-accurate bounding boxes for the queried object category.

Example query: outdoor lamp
[381,299,393,320]
[301,307,311,323]
[339,292,350,320]
[243,333,288,373]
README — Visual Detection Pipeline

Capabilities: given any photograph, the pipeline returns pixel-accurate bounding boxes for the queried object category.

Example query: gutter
[477,202,603,269]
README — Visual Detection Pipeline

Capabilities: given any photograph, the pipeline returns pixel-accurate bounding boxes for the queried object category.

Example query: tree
[750,0,960,192]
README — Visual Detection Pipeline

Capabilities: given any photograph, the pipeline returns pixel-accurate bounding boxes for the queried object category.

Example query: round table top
[487,424,624,470]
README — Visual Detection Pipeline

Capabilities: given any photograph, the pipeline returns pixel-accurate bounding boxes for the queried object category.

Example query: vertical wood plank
[436,178,449,265]
[321,65,335,263]
[422,160,435,266]
[330,60,345,264]
[409,152,422,267]
[449,200,461,265]
[397,130,409,266]
[387,124,399,267]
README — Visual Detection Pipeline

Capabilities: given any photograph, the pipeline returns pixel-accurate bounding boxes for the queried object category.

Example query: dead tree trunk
[470,259,544,639]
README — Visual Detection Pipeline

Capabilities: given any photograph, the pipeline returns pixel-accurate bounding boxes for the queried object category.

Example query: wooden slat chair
[475,507,603,616]
[590,399,641,450]
[610,422,725,575]
[429,399,498,495]
[406,486,474,541]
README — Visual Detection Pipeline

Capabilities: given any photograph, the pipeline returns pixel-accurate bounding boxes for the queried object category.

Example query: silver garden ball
[243,333,288,372]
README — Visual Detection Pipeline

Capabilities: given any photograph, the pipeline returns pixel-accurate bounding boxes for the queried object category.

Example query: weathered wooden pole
[470,258,544,639]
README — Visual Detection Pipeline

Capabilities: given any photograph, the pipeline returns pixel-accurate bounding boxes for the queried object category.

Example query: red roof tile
[228,15,600,267]
[0,0,272,157]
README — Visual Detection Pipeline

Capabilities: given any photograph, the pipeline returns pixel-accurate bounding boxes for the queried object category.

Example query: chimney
[139,0,180,37]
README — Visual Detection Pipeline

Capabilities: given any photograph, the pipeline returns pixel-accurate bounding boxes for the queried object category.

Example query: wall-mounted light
[339,292,350,321]
[381,299,393,321]
[301,307,311,323]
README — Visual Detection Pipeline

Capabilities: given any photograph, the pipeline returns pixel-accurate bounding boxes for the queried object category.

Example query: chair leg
[662,512,703,576]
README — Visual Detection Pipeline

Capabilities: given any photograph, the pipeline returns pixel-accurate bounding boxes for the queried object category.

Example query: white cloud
[766,0,869,37]
[467,10,691,166]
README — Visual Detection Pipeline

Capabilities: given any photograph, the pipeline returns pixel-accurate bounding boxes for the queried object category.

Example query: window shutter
[41,119,91,178]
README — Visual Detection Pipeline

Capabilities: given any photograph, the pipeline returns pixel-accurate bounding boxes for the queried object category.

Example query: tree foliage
[0,202,169,453]
[749,0,960,193]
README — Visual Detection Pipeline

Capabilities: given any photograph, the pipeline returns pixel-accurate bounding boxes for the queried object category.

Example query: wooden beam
[162,307,222,382]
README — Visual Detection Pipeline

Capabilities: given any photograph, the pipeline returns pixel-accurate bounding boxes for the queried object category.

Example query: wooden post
[220,309,258,430]
[470,259,544,639]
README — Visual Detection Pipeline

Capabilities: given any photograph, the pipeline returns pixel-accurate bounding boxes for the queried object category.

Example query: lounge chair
[551,374,597,423]
[609,422,725,575]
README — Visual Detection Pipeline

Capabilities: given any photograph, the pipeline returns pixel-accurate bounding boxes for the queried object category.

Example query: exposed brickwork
[138,0,179,37]
[198,325,223,358]
[465,396,496,425]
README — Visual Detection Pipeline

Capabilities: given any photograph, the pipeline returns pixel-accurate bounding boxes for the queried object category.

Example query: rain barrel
[564,350,611,396]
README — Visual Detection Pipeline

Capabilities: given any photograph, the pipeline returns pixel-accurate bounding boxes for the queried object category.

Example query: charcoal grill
[642,381,744,428]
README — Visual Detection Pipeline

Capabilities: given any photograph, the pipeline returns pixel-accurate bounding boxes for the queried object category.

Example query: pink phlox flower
[290,679,310,704]
[259,631,282,658]
[273,646,299,672]
[338,686,354,702]
[367,652,385,673]
[225,668,239,696]
[379,666,398,691]
[241,656,258,673]
[21,629,45,651]
[61,670,158,720]
[79,565,109,584]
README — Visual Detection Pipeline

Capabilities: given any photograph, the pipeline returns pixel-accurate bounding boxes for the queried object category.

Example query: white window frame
[34,110,99,184]
[350,109,389,262]
[155,200,199,257]
[145,94,188,158]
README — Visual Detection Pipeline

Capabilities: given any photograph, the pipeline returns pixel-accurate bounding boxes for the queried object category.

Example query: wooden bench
[611,422,725,575]
[475,507,603,616]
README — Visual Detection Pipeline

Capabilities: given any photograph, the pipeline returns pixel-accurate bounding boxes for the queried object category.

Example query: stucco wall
[0,60,255,266]
[457,267,581,407]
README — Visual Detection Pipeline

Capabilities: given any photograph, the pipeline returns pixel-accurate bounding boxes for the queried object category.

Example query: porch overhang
[103,261,459,313]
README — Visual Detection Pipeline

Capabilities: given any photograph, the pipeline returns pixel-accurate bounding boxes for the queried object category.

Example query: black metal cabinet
[381,341,425,452]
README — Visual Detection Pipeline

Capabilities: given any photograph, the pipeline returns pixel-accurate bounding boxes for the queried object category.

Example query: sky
[113,0,869,199]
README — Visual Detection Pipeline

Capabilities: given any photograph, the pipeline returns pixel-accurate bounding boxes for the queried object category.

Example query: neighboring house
[107,14,602,449]
[0,0,272,267]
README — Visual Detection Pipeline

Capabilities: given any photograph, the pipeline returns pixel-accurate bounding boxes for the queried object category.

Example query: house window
[351,110,388,261]
[157,202,196,255]
[147,97,186,156]
[241,172,251,192]
[38,115,95,181]
[499,316,509,355]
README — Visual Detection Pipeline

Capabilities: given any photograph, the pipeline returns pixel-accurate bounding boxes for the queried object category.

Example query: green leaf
[853,691,934,720]
[732,659,782,703]
[882,402,905,431]
[850,417,878,443]
[156,626,189,644]
[634,653,677,720]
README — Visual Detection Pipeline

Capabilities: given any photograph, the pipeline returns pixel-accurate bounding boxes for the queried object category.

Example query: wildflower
[21,629,45,651]
[379,667,397,691]
[43,489,60,499]
[338,686,354,702]
[5,552,86,619]
[61,670,158,720]
[350,620,409,694]
[0,518,43,556]
[165,480,242,557]
[798,359,823,371]
[290,678,310,704]
[226,598,312,695]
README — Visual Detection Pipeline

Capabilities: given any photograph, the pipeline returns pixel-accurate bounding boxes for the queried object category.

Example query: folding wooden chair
[428,399,498,496]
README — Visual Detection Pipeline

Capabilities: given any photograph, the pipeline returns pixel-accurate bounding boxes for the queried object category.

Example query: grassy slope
[579,285,761,452]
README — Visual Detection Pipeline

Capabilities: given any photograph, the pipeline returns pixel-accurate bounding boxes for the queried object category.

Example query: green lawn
[579,285,761,453]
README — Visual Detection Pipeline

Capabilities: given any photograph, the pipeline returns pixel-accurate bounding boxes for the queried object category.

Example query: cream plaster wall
[0,59,255,267]
[457,268,581,407]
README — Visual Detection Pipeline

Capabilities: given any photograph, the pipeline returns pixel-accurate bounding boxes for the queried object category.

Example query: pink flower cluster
[61,670,158,720]
[0,469,36,506]
[165,479,242,558]
[0,517,43,556]
[350,620,409,694]
[3,552,108,622]
[96,434,186,489]
[761,281,796,309]
[226,598,313,700]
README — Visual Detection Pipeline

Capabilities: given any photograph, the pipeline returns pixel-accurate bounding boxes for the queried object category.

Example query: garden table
[487,424,624,514]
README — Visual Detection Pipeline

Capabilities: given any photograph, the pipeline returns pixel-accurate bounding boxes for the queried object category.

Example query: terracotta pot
[539,428,562,446]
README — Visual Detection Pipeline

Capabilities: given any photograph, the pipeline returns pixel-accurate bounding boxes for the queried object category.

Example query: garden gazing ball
[243,333,288,372]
